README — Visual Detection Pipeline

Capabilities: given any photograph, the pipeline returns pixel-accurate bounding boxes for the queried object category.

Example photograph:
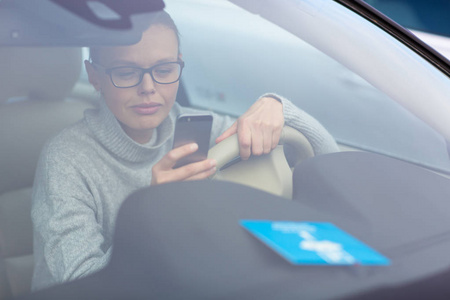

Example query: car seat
[0,47,95,299]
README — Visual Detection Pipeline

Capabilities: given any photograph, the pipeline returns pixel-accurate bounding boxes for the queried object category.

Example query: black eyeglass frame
[91,60,185,88]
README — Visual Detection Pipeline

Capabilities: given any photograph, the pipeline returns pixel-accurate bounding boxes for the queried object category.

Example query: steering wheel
[207,126,315,199]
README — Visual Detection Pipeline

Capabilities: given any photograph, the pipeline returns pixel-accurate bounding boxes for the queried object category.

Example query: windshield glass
[4,1,450,298]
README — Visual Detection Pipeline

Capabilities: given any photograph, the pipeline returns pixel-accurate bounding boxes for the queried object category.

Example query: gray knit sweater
[31,95,338,291]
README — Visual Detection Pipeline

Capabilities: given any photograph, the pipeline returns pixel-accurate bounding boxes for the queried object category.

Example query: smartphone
[172,113,213,168]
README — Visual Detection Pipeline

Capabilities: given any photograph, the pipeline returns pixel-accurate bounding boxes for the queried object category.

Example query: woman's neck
[120,122,154,144]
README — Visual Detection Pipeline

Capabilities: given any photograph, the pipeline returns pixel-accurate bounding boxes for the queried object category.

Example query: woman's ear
[178,53,183,60]
[84,60,101,91]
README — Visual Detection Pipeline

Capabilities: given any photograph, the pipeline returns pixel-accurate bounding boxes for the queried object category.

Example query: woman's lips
[131,103,162,115]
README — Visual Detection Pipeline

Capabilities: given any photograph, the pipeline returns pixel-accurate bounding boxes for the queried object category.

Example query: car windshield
[4,0,450,298]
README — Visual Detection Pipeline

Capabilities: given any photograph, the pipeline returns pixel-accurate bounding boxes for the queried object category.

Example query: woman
[31,11,338,291]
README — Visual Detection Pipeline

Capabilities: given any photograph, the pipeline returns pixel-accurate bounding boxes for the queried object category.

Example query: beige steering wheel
[207,126,314,199]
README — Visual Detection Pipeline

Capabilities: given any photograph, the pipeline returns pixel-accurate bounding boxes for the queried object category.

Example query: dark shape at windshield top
[0,0,165,46]
[51,0,165,29]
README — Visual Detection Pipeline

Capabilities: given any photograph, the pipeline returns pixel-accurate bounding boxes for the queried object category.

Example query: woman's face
[86,25,180,144]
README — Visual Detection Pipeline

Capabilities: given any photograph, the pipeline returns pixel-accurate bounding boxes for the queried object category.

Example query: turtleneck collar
[85,99,176,163]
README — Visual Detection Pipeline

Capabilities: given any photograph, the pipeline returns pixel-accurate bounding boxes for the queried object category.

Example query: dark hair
[90,10,180,63]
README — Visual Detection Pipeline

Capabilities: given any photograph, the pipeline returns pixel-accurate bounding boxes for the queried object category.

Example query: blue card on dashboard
[240,220,389,265]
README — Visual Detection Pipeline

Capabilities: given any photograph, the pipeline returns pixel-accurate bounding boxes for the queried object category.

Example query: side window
[79,48,90,82]
[70,47,97,101]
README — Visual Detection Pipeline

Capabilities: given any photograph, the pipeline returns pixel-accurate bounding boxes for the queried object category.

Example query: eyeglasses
[91,60,184,88]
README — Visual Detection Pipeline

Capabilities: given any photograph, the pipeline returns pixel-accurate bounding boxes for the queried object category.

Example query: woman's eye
[154,67,175,76]
[114,68,139,79]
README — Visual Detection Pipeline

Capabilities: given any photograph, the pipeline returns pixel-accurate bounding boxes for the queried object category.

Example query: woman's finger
[152,158,216,185]
[184,166,217,181]
[216,121,237,144]
[262,123,273,154]
[159,143,198,169]
[237,119,252,160]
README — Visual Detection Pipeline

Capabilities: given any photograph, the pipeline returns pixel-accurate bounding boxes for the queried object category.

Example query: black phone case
[172,114,213,168]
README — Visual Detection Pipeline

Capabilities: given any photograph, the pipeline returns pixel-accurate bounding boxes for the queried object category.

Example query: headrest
[0,47,82,103]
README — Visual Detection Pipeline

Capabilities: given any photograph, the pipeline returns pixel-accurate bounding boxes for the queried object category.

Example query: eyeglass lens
[110,62,182,87]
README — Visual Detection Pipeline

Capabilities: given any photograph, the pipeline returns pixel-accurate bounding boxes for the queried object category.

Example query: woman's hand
[215,96,284,160]
[151,143,217,185]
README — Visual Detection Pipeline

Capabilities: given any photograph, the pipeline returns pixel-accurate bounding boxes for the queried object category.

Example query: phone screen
[172,114,213,168]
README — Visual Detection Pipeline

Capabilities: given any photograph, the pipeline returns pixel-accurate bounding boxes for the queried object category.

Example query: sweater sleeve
[31,141,112,291]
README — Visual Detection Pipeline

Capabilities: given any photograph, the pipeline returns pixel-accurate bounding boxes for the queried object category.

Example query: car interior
[0,45,315,299]
[0,2,163,294]
[2,0,450,299]
[0,47,95,299]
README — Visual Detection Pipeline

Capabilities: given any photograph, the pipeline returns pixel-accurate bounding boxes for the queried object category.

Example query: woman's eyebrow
[154,57,178,64]
[108,59,138,67]
[108,57,179,67]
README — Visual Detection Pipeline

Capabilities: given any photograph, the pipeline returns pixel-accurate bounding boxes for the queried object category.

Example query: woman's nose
[139,72,156,94]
